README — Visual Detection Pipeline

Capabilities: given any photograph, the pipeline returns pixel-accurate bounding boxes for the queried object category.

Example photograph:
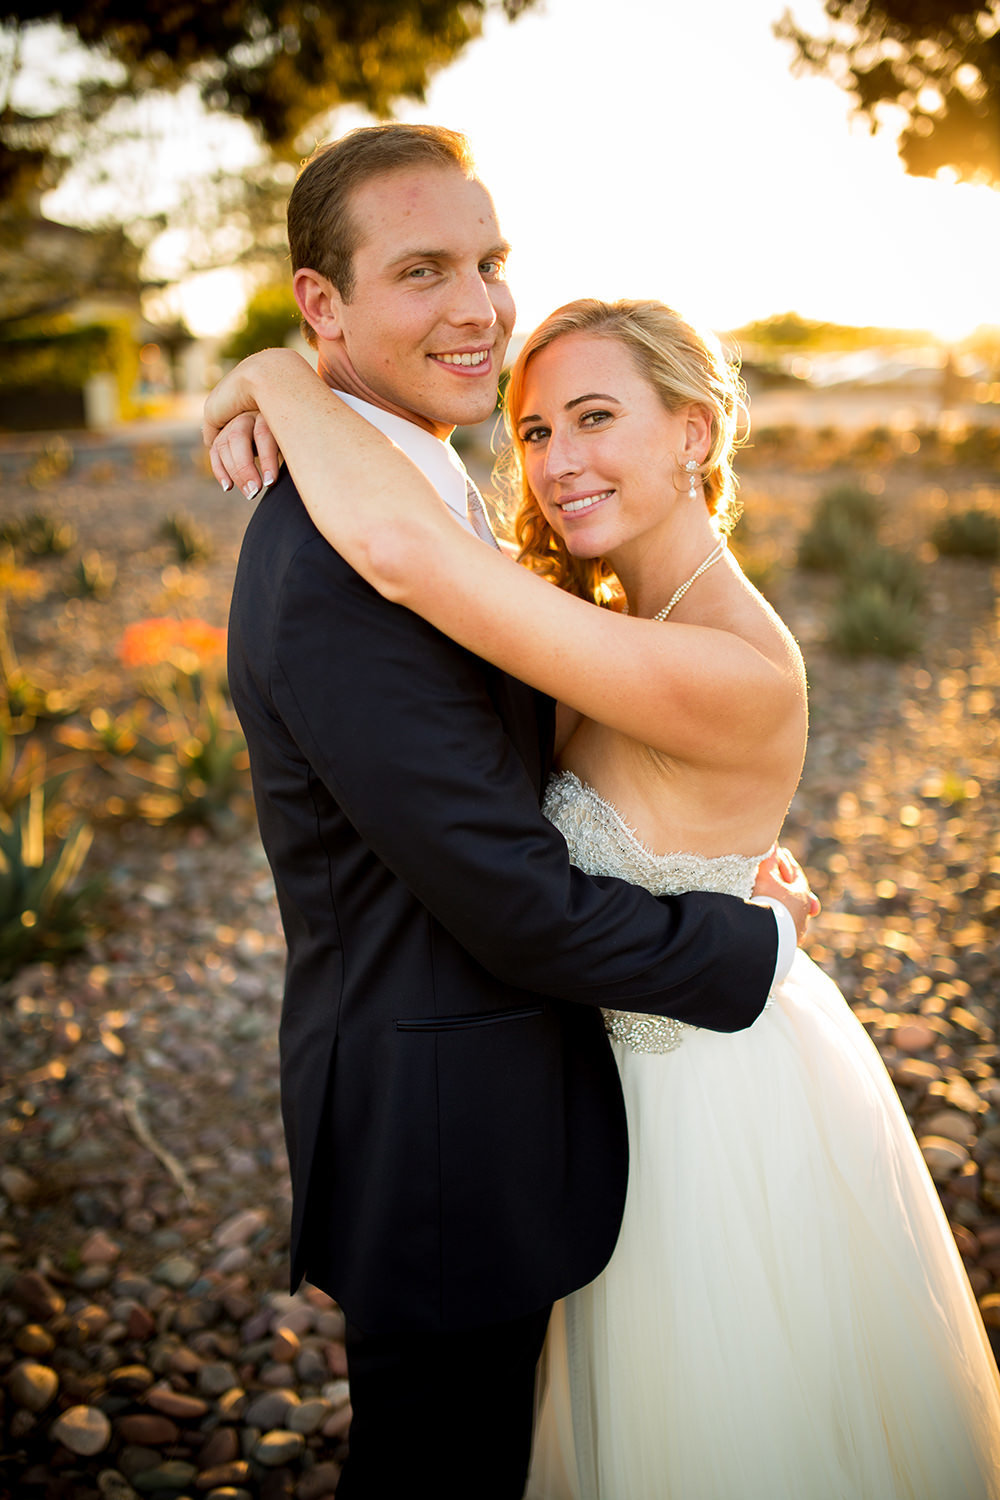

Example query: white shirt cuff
[750,897,796,989]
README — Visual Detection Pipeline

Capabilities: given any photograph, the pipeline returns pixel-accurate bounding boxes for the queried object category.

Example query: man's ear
[294,268,343,343]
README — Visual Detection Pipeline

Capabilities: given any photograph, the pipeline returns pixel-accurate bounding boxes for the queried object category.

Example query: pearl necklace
[624,539,728,621]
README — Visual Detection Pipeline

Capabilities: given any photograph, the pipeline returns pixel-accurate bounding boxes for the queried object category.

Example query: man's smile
[430,348,492,369]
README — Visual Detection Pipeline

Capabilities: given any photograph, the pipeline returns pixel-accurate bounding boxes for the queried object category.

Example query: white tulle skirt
[526,950,1000,1500]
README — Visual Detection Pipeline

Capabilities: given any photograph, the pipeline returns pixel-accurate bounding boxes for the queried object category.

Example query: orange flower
[176,619,227,661]
[120,617,226,670]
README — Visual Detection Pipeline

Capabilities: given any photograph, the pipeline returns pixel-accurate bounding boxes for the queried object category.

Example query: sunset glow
[400,0,1000,342]
[39,0,1000,345]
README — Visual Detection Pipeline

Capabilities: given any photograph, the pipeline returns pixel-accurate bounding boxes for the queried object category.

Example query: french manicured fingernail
[219,477,232,492]
[244,480,260,499]
[263,470,276,487]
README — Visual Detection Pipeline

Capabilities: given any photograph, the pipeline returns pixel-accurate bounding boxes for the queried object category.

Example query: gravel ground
[0,438,998,1498]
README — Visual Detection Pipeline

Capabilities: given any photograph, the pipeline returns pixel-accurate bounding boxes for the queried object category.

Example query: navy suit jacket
[228,476,777,1334]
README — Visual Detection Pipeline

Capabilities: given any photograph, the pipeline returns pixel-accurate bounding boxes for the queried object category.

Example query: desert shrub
[845,544,925,610]
[828,581,923,659]
[797,484,882,574]
[851,425,893,462]
[160,512,212,564]
[912,423,942,456]
[748,424,800,462]
[952,426,1000,468]
[932,508,1000,560]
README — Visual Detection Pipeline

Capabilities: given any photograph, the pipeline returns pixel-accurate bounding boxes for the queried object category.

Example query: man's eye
[481,259,506,278]
[407,266,434,279]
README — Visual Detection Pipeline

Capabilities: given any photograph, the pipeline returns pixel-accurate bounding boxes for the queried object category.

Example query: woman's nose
[544,432,581,480]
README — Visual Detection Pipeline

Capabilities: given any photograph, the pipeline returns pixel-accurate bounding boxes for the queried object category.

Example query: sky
[42,0,1000,341]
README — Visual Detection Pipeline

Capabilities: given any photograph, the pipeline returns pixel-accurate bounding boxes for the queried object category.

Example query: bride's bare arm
[203,348,802,767]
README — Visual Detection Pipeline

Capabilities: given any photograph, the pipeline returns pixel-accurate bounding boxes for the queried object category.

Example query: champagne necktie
[465,477,501,549]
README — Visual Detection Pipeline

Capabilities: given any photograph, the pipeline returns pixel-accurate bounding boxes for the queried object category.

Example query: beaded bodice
[542,771,768,1054]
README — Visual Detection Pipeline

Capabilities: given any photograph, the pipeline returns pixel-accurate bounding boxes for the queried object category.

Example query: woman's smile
[558,489,615,515]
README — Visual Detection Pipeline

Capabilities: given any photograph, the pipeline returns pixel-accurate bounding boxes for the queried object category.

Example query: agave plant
[21,510,77,555]
[118,617,250,827]
[159,512,212,564]
[66,550,117,600]
[0,781,101,981]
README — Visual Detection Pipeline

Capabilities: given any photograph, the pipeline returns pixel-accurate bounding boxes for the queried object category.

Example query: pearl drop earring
[685,459,698,500]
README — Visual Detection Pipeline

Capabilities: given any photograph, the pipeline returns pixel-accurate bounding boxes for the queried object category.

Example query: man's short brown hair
[287,123,476,342]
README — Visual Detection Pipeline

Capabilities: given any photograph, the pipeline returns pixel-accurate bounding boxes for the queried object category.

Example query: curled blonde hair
[499,299,746,604]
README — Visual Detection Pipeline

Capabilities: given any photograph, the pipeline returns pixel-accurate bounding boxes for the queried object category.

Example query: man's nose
[448,269,498,328]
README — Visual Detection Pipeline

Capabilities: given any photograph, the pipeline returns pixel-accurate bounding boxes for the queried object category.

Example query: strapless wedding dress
[526,770,1000,1500]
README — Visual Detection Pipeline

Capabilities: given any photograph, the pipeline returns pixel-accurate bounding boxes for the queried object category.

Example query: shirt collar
[335,391,472,521]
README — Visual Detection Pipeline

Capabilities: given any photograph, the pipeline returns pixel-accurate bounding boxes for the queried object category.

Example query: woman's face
[516,332,694,560]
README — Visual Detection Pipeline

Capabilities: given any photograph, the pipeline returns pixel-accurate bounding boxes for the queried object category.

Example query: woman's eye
[580,409,612,427]
[521,426,549,445]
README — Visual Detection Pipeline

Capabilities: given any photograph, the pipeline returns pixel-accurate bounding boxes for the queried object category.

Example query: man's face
[312,164,515,437]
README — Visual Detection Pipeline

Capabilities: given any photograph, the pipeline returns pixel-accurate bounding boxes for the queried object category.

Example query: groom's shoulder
[238,469,345,577]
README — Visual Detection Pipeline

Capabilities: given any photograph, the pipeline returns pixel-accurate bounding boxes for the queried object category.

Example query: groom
[219,123,808,1499]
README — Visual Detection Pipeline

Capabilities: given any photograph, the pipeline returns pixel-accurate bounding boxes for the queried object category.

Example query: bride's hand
[208,411,283,498]
[202,348,311,496]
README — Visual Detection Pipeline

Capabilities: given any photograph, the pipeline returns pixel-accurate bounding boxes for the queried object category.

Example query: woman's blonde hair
[500,299,746,604]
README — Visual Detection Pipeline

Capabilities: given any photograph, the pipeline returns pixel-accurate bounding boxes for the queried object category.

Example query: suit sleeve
[268,533,777,1032]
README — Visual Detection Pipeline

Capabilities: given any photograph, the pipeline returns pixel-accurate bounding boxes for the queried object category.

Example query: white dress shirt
[336,391,478,534]
[335,392,794,992]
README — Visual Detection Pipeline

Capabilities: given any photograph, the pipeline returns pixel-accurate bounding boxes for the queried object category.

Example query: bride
[205,298,1000,1497]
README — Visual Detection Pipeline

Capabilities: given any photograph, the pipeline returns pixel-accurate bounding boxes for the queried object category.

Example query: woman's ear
[684,403,713,463]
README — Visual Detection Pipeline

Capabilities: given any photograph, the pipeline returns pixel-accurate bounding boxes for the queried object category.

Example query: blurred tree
[0,0,535,323]
[221,282,300,361]
[777,1,1000,187]
[732,311,934,351]
[0,207,139,329]
[2,1,534,169]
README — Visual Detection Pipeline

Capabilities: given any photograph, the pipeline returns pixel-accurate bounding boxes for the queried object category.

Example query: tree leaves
[0,1,536,326]
[777,1,1000,188]
[1,1,530,154]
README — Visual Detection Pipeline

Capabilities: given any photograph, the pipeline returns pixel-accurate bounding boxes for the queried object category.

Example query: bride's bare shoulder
[731,566,806,685]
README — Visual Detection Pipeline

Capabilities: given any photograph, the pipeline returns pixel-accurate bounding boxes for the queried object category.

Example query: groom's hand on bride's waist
[753,846,820,946]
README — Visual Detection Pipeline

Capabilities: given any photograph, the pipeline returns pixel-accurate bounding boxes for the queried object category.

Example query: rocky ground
[0,436,998,1498]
